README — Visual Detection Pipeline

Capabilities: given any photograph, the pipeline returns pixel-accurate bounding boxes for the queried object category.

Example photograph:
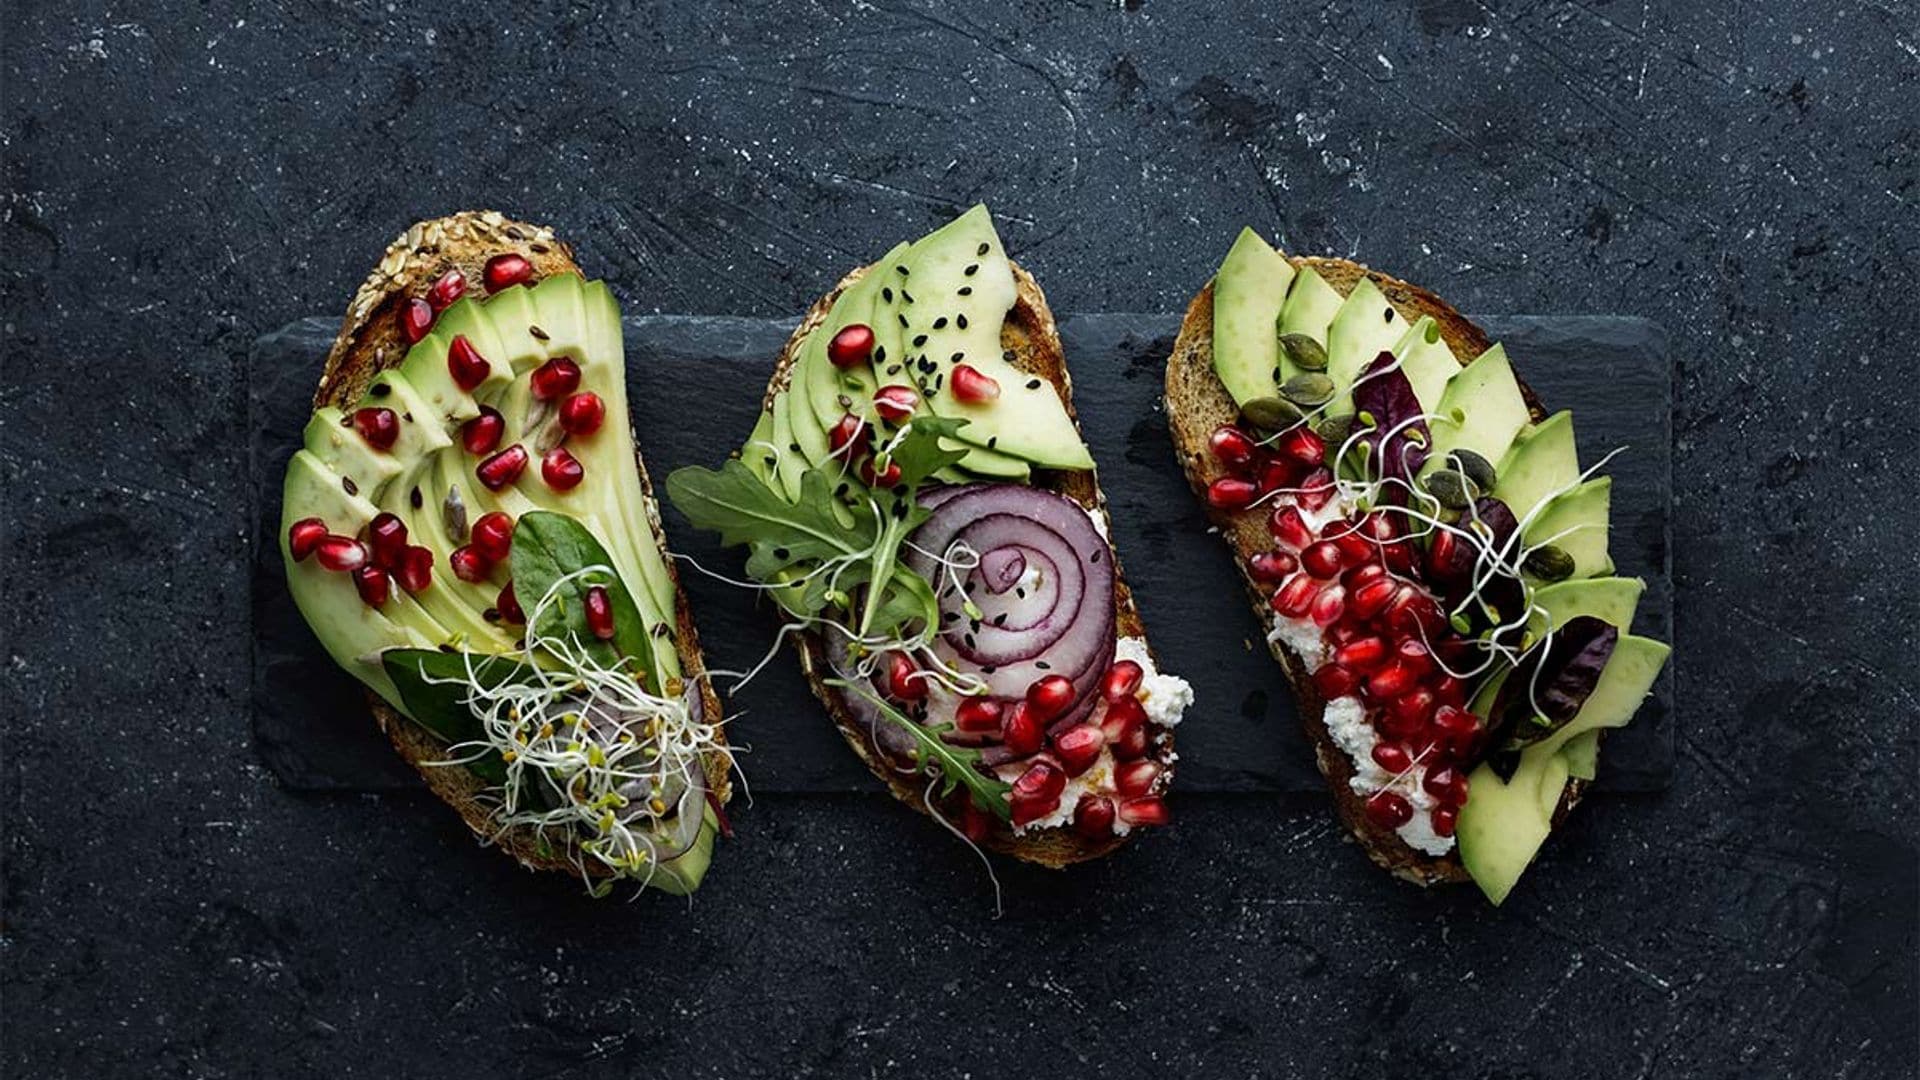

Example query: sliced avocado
[741,409,778,484]
[526,272,591,363]
[1493,411,1581,525]
[1532,751,1572,820]
[394,332,492,426]
[891,206,1094,470]
[1324,277,1407,411]
[1388,316,1461,416]
[647,809,719,895]
[801,243,910,433]
[463,285,548,374]
[1524,476,1613,581]
[1422,344,1531,479]
[1527,575,1644,635]
[1559,729,1601,780]
[768,389,805,501]
[366,369,454,458]
[1210,227,1295,406]
[1520,635,1670,760]
[1276,263,1344,349]
[1456,761,1555,906]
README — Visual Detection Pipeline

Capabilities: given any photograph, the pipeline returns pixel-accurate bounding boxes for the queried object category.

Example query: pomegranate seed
[1297,466,1336,511]
[1349,578,1399,621]
[1278,426,1325,468]
[1383,536,1418,575]
[352,565,390,608]
[950,363,1001,404]
[872,384,919,422]
[426,269,467,310]
[476,444,528,490]
[315,535,369,573]
[1431,674,1467,707]
[859,457,903,488]
[287,518,328,561]
[1327,622,1363,646]
[399,298,434,343]
[395,545,434,594]
[462,406,505,455]
[1312,663,1360,699]
[530,357,581,401]
[1432,706,1484,756]
[471,512,515,563]
[559,392,605,435]
[449,546,491,583]
[1003,701,1044,756]
[1425,765,1470,807]
[584,585,615,640]
[1117,796,1169,828]
[1431,807,1459,838]
[827,323,876,368]
[1301,540,1345,579]
[1427,529,1465,584]
[1102,661,1144,703]
[828,413,869,461]
[1392,687,1437,728]
[447,335,492,391]
[954,697,1002,735]
[1208,425,1258,473]
[542,447,585,491]
[1343,562,1389,590]
[1309,583,1347,627]
[1114,759,1162,797]
[960,802,995,842]
[1377,704,1424,741]
[1387,589,1445,637]
[886,652,927,702]
[1103,697,1150,760]
[1371,743,1413,774]
[1364,790,1414,829]
[1073,794,1117,838]
[353,407,400,451]
[367,512,409,569]
[1333,636,1390,673]
[1257,455,1301,494]
[483,253,532,293]
[1249,550,1299,583]
[1010,761,1067,826]
[1367,662,1418,701]
[1396,639,1434,677]
[1271,573,1317,618]
[1025,674,1076,721]
[1269,505,1314,549]
[1052,724,1106,777]
[1207,477,1259,511]
[1332,525,1376,567]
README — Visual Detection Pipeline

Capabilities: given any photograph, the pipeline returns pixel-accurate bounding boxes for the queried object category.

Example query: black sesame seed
[981,665,997,675]
[1090,550,1103,563]
[370,383,391,397]
[963,263,979,276]
[896,265,910,276]
[484,608,501,622]
[1383,308,1394,322]
[992,613,1008,627]
[912,334,929,347]
[342,477,358,495]
[950,351,965,364]
[773,547,791,560]
[903,290,915,304]
[410,487,423,509]
[957,314,969,330]
[402,412,414,423]
[788,442,800,453]
[958,286,973,296]
[1002,350,1016,363]
[987,436,998,448]
[885,364,901,376]
[529,325,549,341]
[932,317,948,330]
[874,346,887,363]
[1035,660,1051,670]
[1025,379,1042,390]
[898,313,909,327]
[882,288,893,302]
[977,242,990,256]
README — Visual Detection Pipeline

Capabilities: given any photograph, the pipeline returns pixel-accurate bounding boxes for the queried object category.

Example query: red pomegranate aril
[1432,706,1484,756]
[447,335,492,391]
[1114,759,1162,797]
[1431,673,1467,707]
[530,357,581,401]
[1350,578,1399,621]
[449,545,491,583]
[1102,697,1150,760]
[1278,426,1325,468]
[1257,455,1300,494]
[1387,589,1445,638]
[353,407,400,451]
[427,269,466,310]
[584,585,615,640]
[1296,466,1336,511]
[315,535,369,573]
[1382,536,1417,575]
[886,652,928,702]
[462,406,505,455]
[1271,573,1317,618]
[483,253,532,293]
[1333,635,1390,673]
[542,447,585,491]
[1427,529,1465,584]
[1117,796,1170,828]
[1392,687,1438,728]
[471,511,515,563]
[1364,790,1414,829]
[1425,765,1470,807]
[1367,662,1418,701]
[1003,701,1044,756]
[1327,622,1363,646]
[1309,583,1347,627]
[871,384,919,422]
[559,392,605,436]
[1208,425,1258,473]
[367,512,409,568]
[961,802,995,842]
[352,566,390,608]
[827,323,876,368]
[1301,540,1345,579]
[1332,525,1377,567]
[950,363,1001,404]
[1396,639,1435,678]
[1312,663,1361,699]
[1249,550,1298,583]
[1010,761,1067,826]
[1025,674,1076,721]
[1431,806,1459,838]
[1052,724,1106,777]
[396,545,434,594]
[1102,660,1144,703]
[1371,743,1413,774]
[288,517,328,562]
[1377,706,1424,741]
[476,444,528,490]
[860,457,903,488]
[1269,505,1314,549]
[399,298,434,343]
[954,697,1003,735]
[828,413,869,461]
[1207,477,1259,511]
[1343,561,1390,590]
[1073,794,1117,838]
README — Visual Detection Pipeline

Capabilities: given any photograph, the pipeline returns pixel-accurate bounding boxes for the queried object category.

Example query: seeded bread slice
[761,260,1173,868]
[1163,258,1580,887]
[310,211,731,881]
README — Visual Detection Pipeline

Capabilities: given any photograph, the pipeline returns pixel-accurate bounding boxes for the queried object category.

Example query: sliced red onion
[978,547,1028,594]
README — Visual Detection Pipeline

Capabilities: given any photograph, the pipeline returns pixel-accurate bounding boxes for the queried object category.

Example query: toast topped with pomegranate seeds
[669,206,1190,868]
[279,211,733,895]
[1164,229,1669,903]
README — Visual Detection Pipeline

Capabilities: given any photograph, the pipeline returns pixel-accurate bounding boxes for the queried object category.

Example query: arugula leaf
[510,511,661,687]
[382,649,530,784]
[833,679,1011,820]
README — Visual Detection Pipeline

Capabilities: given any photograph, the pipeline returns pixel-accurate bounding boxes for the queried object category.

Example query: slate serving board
[249,313,1673,794]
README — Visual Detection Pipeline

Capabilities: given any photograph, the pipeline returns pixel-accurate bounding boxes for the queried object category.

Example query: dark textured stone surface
[4,2,1915,1077]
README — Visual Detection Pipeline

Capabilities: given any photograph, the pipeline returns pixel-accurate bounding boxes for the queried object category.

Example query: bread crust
[762,261,1170,868]
[1163,257,1581,887]
[310,211,730,879]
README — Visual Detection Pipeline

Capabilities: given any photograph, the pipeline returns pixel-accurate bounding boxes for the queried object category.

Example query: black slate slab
[248,312,1673,793]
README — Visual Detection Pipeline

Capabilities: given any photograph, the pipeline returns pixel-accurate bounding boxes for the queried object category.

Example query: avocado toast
[1164,229,1669,903]
[279,211,732,894]
[670,206,1191,867]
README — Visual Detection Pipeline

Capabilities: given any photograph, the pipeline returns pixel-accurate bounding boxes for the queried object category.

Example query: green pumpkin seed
[1446,448,1498,491]
[1281,372,1335,408]
[1278,332,1329,371]
[1522,544,1576,582]
[1424,469,1473,510]
[1315,412,1356,447]
[1240,396,1304,433]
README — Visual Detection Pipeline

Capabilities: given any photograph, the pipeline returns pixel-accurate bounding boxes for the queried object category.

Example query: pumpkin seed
[1522,544,1576,581]
[1424,469,1473,510]
[1446,448,1498,491]
[1278,332,1329,371]
[1281,372,1335,408]
[1315,412,1356,447]
[1240,396,1304,433]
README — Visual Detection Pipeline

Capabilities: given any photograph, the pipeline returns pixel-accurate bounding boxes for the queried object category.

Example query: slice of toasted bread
[761,259,1169,868]
[1164,257,1580,886]
[310,211,731,879]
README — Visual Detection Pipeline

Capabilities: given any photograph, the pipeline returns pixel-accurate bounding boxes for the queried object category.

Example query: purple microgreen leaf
[1490,615,1620,751]
[1351,350,1431,484]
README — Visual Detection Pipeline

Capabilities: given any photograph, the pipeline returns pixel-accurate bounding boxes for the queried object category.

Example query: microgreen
[831,678,1012,819]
